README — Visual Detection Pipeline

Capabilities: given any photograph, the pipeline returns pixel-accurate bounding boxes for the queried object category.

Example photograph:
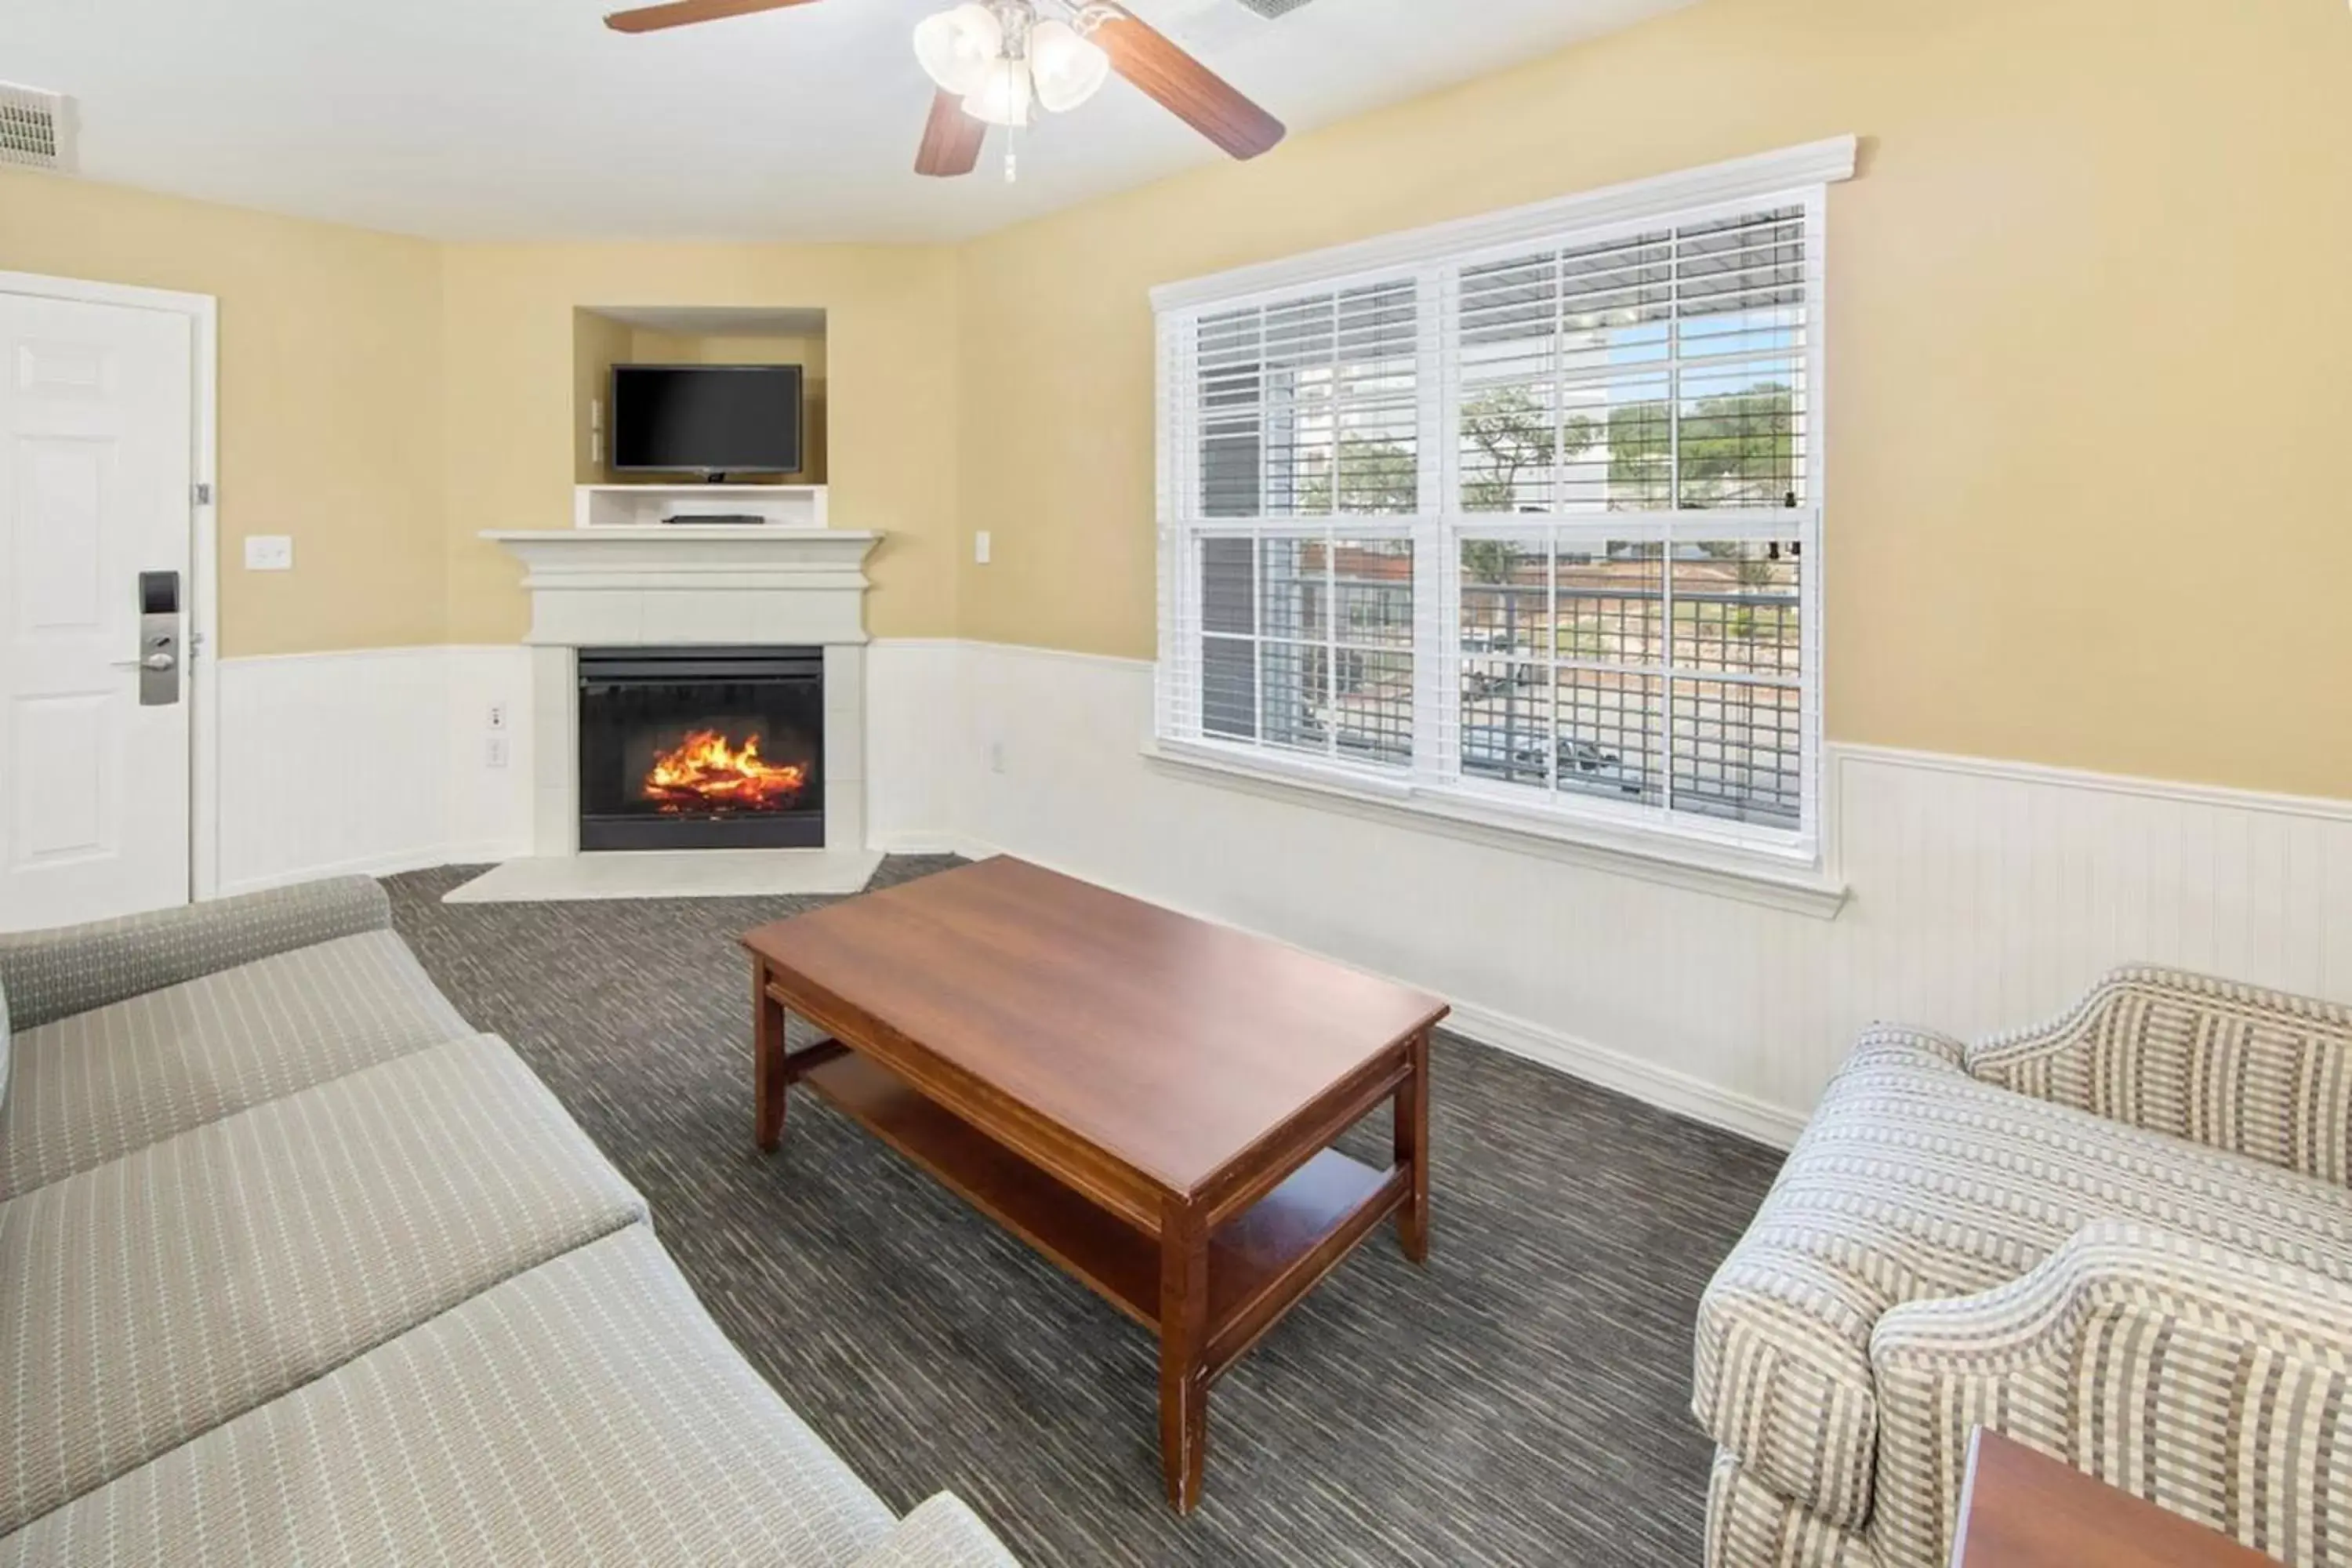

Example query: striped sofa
[0,877,1020,1566]
[1694,967,2352,1567]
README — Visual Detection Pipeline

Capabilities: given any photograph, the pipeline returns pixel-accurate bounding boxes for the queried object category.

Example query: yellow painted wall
[9,0,2348,798]
[569,309,633,486]
[955,0,2352,799]
[440,244,957,644]
[0,166,448,656]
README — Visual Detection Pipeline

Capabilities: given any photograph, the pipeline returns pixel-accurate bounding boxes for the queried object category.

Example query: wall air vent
[0,82,73,173]
[1231,0,1318,17]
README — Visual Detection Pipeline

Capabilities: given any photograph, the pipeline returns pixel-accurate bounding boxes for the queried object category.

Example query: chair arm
[1868,1221,2352,1568]
[1849,1022,1968,1073]
[1965,964,2352,1186]
[850,1494,1022,1568]
[0,877,391,1029]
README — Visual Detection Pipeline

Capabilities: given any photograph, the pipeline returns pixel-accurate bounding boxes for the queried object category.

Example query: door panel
[0,293,193,931]
[16,436,111,625]
[12,693,113,861]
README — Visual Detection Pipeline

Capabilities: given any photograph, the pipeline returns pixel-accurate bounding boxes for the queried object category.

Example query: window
[1155,145,1846,866]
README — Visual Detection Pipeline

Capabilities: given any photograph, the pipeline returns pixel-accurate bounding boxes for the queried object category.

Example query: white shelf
[575,484,828,531]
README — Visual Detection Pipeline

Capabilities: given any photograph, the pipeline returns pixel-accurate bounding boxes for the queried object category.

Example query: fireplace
[577,646,824,851]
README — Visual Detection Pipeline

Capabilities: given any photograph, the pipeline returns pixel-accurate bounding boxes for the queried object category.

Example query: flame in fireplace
[643,730,807,815]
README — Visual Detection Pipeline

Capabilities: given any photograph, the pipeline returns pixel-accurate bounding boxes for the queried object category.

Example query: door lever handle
[112,653,177,671]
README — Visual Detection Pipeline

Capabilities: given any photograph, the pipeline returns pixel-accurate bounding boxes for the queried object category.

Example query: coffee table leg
[1396,1027,1431,1263]
[753,961,789,1152]
[1159,1200,1210,1513]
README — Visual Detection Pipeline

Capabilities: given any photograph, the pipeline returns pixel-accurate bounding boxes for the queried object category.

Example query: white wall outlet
[485,735,510,769]
[988,740,1006,775]
[974,530,992,565]
[243,535,294,572]
[486,701,509,732]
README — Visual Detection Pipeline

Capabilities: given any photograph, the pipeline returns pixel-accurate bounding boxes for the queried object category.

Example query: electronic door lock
[131,571,182,706]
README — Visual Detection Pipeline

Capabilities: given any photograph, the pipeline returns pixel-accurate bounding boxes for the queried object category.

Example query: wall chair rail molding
[945,638,2352,1140]
[198,633,2352,1141]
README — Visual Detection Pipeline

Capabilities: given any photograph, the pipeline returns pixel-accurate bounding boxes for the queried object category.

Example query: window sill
[1142,738,1850,920]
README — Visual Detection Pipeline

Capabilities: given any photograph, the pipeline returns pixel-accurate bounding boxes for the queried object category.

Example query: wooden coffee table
[742,856,1448,1512]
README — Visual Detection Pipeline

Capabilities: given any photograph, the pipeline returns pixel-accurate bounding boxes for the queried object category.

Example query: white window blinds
[1156,150,1841,862]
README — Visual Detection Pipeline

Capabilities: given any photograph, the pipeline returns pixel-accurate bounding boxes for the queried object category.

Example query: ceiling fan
[601,0,1287,180]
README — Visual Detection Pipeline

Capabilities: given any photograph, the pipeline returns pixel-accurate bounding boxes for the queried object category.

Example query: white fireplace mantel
[463,524,887,898]
[481,526,882,648]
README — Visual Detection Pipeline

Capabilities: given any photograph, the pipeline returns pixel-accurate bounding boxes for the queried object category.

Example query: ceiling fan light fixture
[961,56,1035,128]
[1029,19,1111,114]
[913,2,1003,96]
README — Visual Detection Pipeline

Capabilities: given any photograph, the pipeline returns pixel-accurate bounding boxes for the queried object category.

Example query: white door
[0,292,194,931]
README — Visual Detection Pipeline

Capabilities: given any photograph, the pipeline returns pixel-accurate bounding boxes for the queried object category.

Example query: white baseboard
[926,832,1809,1147]
[208,637,2352,1152]
[218,841,528,898]
[868,832,993,858]
[1446,1000,1808,1148]
[943,637,2352,1139]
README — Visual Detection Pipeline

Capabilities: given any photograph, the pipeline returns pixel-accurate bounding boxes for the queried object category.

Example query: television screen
[611,364,804,475]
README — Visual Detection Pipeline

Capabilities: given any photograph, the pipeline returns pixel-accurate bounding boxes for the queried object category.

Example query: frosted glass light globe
[1028,20,1111,114]
[913,4,1004,96]
[961,57,1036,127]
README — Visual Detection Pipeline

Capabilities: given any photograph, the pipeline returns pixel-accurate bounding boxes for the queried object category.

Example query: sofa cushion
[0,927,470,1200]
[0,1033,646,1535]
[0,1226,901,1568]
[1692,1035,2352,1534]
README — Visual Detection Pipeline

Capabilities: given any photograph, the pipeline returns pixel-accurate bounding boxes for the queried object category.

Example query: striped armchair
[1694,967,2352,1568]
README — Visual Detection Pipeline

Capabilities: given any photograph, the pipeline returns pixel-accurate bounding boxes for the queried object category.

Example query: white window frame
[1150,140,1857,914]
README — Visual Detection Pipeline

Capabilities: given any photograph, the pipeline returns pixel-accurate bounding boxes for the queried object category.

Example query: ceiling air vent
[0,83,74,173]
[1231,0,1318,17]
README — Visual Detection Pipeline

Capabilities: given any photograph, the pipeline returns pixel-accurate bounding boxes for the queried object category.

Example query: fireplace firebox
[577,646,824,851]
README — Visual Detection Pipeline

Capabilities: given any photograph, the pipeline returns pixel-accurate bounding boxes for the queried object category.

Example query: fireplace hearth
[577,646,824,851]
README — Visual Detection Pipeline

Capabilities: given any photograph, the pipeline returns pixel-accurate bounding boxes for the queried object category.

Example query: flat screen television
[611,364,804,477]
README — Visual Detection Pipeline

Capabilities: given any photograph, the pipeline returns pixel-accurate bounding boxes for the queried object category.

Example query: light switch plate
[975,530,992,565]
[243,535,294,572]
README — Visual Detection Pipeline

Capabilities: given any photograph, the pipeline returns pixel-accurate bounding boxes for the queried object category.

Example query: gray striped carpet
[384,859,1781,1567]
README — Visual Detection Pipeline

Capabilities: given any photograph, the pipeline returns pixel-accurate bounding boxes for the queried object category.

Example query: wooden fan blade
[604,0,818,35]
[915,89,986,178]
[1092,9,1285,161]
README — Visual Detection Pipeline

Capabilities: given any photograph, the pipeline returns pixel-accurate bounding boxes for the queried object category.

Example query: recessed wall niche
[571,305,829,486]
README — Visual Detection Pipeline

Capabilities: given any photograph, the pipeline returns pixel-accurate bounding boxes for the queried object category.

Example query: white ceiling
[7,0,1688,242]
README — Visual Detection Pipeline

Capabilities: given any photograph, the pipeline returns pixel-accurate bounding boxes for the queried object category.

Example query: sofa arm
[0,877,392,1030]
[1965,964,2352,1186]
[1869,1221,2352,1568]
[850,1494,1022,1568]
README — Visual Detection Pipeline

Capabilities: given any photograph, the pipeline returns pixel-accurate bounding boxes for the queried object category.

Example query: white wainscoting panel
[866,638,972,855]
[947,641,2352,1145]
[212,637,2352,1147]
[215,646,531,895]
[216,641,949,894]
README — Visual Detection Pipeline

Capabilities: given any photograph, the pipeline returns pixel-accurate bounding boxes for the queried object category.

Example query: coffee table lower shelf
[803,1051,1406,1378]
